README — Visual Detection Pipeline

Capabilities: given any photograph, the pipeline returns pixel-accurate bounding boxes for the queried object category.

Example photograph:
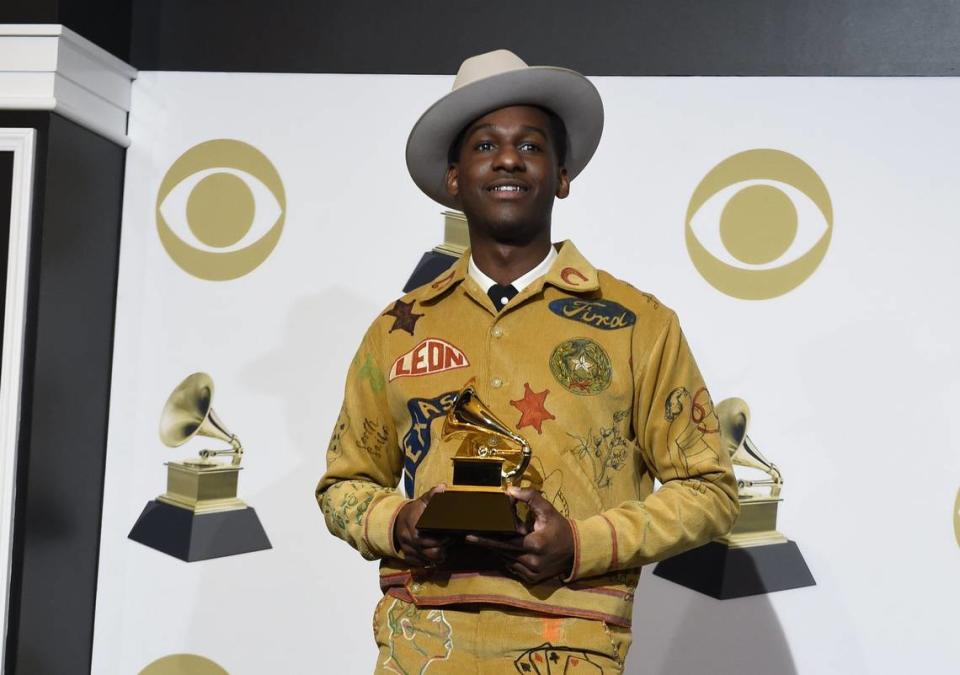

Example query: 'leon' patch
[549,298,636,331]
[389,338,470,381]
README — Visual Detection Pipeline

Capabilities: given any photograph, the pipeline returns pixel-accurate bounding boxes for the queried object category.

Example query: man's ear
[556,167,570,199]
[445,164,460,199]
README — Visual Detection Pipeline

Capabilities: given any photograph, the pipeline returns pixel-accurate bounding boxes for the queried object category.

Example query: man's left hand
[465,486,574,584]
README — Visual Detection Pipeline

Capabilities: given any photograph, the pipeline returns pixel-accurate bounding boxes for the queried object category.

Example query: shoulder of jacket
[368,281,442,348]
[595,269,677,324]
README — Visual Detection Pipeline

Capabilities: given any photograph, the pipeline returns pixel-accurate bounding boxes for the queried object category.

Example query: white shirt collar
[468,245,558,293]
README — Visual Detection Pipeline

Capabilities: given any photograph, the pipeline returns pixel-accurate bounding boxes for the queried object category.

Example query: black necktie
[487,283,518,312]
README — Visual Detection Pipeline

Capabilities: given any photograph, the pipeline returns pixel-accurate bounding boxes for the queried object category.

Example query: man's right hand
[392,484,450,568]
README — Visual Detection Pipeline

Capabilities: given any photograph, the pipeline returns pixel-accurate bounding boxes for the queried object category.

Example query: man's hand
[465,486,574,584]
[392,484,450,568]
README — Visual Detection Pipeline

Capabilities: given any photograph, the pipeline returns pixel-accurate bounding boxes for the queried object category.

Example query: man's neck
[467,229,553,287]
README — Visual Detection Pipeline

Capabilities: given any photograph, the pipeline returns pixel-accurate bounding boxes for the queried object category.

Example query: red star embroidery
[382,299,423,335]
[510,383,556,435]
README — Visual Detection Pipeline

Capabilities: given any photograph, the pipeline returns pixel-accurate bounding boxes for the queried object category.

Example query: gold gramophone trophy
[716,397,786,547]
[654,397,814,598]
[128,372,271,561]
[416,384,532,533]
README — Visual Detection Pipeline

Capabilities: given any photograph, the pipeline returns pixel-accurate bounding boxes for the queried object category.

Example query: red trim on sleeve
[361,493,406,557]
[384,500,407,557]
[600,513,618,568]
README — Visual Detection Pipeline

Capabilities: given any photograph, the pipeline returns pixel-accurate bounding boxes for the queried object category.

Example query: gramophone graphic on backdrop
[654,397,815,599]
[128,372,271,561]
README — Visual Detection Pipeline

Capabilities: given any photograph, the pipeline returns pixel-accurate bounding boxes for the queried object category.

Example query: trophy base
[128,499,272,562]
[652,540,815,599]
[416,489,517,533]
[161,460,245,513]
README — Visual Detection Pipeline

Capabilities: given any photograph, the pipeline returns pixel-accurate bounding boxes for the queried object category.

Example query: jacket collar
[417,239,599,304]
[540,240,600,293]
[418,252,471,302]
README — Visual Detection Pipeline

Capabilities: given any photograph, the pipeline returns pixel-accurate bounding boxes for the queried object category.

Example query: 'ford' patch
[548,298,636,330]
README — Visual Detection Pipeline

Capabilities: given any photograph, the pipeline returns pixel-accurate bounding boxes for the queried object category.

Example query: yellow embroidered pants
[372,596,632,674]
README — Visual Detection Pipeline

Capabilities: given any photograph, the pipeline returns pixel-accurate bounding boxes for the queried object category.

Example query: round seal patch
[549,338,612,395]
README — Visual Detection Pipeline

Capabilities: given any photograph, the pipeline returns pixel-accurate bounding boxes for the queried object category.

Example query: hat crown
[453,49,528,91]
[407,49,604,208]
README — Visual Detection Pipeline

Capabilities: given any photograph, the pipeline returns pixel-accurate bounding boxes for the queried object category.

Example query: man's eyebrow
[464,123,548,138]
[464,122,495,138]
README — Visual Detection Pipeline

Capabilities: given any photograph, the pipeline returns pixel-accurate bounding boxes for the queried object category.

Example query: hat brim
[406,66,604,209]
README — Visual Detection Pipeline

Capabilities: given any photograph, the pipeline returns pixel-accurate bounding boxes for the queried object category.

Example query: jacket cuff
[563,514,618,582]
[362,493,410,559]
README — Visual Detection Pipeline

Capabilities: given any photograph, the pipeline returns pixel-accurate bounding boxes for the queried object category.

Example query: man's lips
[485,180,530,200]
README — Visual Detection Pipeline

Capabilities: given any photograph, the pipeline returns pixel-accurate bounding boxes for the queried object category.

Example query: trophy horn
[159,372,243,465]
[716,397,781,497]
[442,384,531,481]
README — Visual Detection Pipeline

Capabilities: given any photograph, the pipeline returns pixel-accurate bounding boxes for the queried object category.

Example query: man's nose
[492,144,524,171]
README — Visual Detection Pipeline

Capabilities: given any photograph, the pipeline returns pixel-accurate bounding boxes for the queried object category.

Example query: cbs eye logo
[954,487,960,548]
[139,654,227,675]
[685,149,832,300]
[156,139,285,281]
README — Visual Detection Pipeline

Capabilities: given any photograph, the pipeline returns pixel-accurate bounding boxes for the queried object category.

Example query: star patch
[572,354,593,373]
[549,338,612,395]
[382,299,423,335]
[510,383,556,435]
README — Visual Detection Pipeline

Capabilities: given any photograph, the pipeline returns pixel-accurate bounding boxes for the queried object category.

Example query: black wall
[128,0,960,75]
[3,0,132,62]
[0,112,124,674]
[4,1,960,74]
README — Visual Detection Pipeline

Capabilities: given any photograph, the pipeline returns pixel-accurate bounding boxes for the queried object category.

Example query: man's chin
[479,219,543,245]
[463,205,549,244]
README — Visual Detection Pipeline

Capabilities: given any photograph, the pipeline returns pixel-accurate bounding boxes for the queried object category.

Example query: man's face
[445,105,569,243]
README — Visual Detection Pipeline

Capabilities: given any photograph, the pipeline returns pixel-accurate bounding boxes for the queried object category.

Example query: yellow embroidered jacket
[316,241,738,627]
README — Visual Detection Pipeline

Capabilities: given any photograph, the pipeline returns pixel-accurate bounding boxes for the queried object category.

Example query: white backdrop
[93,72,960,674]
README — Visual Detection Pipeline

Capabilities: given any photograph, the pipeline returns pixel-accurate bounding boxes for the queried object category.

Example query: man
[317,50,739,672]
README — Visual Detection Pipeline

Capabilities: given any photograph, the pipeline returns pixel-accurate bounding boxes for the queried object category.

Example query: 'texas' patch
[389,338,469,381]
[402,390,458,496]
[549,298,636,331]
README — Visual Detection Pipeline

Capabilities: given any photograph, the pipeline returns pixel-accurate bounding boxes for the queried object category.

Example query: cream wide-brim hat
[406,49,604,209]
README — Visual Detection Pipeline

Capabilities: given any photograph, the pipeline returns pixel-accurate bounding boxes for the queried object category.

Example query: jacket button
[491,326,504,338]
[491,377,503,388]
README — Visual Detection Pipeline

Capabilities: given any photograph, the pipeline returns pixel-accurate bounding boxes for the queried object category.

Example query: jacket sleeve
[565,311,740,581]
[315,323,410,561]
